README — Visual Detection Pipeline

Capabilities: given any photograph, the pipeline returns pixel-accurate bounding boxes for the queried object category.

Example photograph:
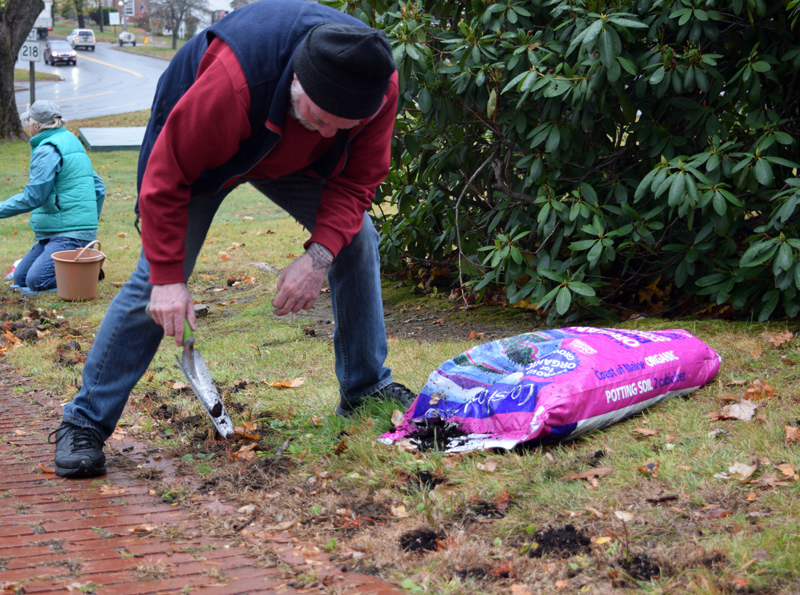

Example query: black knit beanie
[293,23,395,120]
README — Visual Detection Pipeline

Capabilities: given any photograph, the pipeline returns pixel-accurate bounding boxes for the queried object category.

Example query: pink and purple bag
[380,327,721,452]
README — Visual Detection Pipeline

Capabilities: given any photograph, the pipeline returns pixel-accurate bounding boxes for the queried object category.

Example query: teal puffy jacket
[28,128,97,234]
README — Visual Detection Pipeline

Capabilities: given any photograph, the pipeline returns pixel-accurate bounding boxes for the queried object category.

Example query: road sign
[18,41,43,63]
[27,29,37,41]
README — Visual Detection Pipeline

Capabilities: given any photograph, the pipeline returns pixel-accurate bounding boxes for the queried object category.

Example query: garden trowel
[146,305,234,439]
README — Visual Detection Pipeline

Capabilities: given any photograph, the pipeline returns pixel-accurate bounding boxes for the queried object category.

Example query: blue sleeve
[0,145,62,219]
[94,171,106,218]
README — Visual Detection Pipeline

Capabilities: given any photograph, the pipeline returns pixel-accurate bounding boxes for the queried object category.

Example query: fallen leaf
[749,344,762,359]
[728,462,758,481]
[100,484,127,496]
[785,426,800,443]
[309,416,323,426]
[562,467,614,481]
[614,511,634,522]
[631,428,657,437]
[775,463,797,480]
[172,381,189,390]
[390,504,409,518]
[745,380,775,400]
[693,508,732,519]
[477,460,498,473]
[676,465,693,471]
[718,393,742,401]
[555,579,569,590]
[117,232,128,238]
[391,409,405,427]
[761,331,794,347]
[235,443,258,461]
[510,586,533,595]
[39,462,55,474]
[130,524,155,534]
[469,330,485,340]
[595,536,613,545]
[751,473,786,488]
[234,426,260,441]
[334,438,349,455]
[710,400,759,421]
[637,461,660,478]
[270,377,305,389]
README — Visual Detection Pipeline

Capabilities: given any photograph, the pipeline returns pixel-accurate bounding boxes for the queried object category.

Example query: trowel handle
[145,303,195,342]
[182,318,194,342]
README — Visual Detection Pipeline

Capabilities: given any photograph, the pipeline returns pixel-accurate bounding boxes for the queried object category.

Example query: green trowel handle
[182,318,194,343]
[145,303,194,343]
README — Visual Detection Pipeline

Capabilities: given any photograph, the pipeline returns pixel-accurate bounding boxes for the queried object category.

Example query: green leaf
[754,159,773,186]
[555,286,572,315]
[668,173,686,207]
[599,29,615,69]
[487,89,497,118]
[650,66,666,85]
[775,243,793,272]
[545,128,561,153]
[417,88,432,113]
[751,61,771,73]
[712,192,726,216]
[607,17,647,28]
[569,282,596,296]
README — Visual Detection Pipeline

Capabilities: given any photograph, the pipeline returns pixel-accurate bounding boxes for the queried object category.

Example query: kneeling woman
[1,100,105,292]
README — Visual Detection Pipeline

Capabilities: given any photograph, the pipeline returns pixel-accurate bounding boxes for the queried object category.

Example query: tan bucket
[51,240,106,301]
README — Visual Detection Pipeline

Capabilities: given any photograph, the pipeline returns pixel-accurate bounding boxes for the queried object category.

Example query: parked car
[118,31,136,46]
[67,28,96,51]
[44,40,77,66]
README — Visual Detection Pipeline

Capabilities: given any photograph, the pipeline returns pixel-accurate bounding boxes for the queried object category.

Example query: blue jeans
[14,237,87,291]
[63,175,393,438]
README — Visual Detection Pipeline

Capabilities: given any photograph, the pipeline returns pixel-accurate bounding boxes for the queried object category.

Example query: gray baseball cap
[21,100,62,124]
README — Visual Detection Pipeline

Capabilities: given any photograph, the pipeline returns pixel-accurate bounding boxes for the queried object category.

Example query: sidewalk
[0,363,402,595]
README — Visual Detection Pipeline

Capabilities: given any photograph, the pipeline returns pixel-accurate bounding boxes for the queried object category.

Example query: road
[14,42,168,121]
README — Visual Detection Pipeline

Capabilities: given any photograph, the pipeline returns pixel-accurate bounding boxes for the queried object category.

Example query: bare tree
[150,0,208,49]
[60,0,87,28]
[0,0,44,140]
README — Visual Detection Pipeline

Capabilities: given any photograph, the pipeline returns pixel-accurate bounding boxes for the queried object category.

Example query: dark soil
[469,501,506,520]
[618,554,662,582]
[411,470,446,490]
[404,418,469,451]
[528,524,592,558]
[399,528,444,553]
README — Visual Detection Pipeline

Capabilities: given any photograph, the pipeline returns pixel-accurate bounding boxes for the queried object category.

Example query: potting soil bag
[380,327,721,452]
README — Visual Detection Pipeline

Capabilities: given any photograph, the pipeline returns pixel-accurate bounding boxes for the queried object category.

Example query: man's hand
[272,243,333,316]
[149,283,195,347]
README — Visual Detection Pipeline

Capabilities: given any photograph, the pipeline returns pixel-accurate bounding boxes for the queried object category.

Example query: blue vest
[29,128,97,234]
[136,0,369,205]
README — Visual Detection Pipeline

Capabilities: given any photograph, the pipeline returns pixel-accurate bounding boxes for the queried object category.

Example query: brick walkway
[0,364,402,595]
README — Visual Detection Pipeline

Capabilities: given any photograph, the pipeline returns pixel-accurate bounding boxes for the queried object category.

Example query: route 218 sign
[19,40,43,63]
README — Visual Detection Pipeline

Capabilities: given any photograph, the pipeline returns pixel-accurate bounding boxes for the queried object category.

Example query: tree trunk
[172,29,177,50]
[0,0,44,140]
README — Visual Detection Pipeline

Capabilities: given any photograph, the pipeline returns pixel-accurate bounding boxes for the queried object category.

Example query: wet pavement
[0,364,403,594]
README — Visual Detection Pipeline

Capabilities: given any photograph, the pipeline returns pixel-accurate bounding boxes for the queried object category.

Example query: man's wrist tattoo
[307,242,334,271]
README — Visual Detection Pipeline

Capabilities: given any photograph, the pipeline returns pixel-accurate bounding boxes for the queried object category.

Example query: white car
[118,31,136,46]
[67,28,96,51]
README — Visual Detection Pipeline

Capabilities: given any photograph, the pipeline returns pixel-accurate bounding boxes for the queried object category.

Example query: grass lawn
[0,114,799,594]
[13,68,60,82]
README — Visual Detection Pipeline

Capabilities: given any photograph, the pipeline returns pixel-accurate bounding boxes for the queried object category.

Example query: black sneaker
[48,422,106,479]
[335,382,416,418]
